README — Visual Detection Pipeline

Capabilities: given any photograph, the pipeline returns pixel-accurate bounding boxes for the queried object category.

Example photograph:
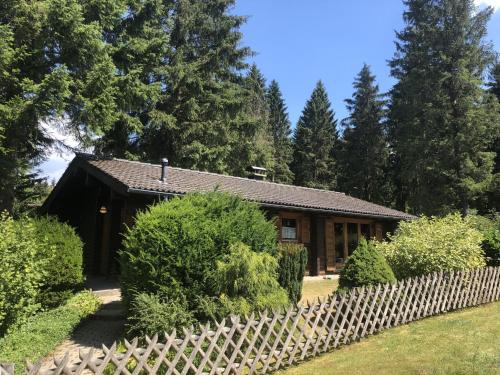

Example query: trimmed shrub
[126,293,195,337]
[374,213,486,280]
[339,238,396,289]
[120,192,278,319]
[208,242,289,317]
[277,243,308,304]
[0,212,48,337]
[31,216,84,308]
[0,291,100,374]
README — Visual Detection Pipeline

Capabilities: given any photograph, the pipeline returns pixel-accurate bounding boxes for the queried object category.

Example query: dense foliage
[339,238,396,289]
[277,243,308,304]
[470,214,500,267]
[31,216,84,308]
[120,193,278,321]
[337,64,391,206]
[292,81,338,189]
[267,80,294,184]
[374,214,486,279]
[388,0,499,215]
[126,293,195,337]
[0,213,48,336]
[0,291,100,374]
[209,242,289,317]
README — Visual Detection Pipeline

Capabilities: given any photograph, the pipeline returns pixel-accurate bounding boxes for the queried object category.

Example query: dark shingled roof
[79,155,414,220]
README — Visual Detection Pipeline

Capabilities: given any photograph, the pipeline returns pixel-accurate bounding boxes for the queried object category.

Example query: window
[281,218,297,240]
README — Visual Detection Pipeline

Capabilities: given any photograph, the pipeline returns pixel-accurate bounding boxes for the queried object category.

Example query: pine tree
[486,61,500,211]
[292,81,338,189]
[388,0,499,215]
[266,80,294,183]
[338,64,391,205]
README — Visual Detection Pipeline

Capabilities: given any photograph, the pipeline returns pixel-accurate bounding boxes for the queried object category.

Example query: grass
[277,301,500,375]
[0,291,101,374]
[300,278,339,304]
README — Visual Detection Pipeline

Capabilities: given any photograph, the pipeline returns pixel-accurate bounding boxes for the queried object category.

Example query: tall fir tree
[266,80,294,184]
[388,0,499,215]
[227,64,274,176]
[486,61,500,211]
[0,0,123,213]
[140,0,252,174]
[292,81,338,189]
[338,64,391,205]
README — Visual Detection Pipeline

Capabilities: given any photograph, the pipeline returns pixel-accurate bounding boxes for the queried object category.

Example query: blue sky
[41,0,500,181]
[235,0,500,124]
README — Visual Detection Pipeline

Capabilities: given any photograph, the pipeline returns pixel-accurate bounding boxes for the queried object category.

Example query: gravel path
[40,283,124,371]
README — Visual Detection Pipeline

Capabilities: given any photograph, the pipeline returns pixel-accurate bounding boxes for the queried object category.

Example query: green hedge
[277,243,308,304]
[120,192,278,318]
[31,216,84,308]
[339,238,396,289]
[0,291,101,374]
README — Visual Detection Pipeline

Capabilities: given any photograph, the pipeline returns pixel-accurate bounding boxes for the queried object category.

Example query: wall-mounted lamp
[99,206,108,214]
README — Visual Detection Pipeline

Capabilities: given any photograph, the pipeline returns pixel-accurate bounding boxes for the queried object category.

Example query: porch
[273,210,395,276]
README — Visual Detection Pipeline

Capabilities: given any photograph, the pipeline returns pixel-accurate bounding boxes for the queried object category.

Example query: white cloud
[475,0,500,10]
[39,121,92,182]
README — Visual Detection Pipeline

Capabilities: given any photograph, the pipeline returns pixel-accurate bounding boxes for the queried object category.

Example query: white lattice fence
[14,267,500,374]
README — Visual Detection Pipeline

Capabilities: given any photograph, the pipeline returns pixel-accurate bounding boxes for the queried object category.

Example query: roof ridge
[111,157,347,196]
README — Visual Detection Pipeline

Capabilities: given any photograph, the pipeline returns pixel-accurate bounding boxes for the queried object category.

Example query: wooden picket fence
[4,267,500,375]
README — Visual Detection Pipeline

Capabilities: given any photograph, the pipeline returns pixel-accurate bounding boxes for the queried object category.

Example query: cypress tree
[338,64,391,205]
[388,0,499,215]
[266,80,294,184]
[292,81,338,189]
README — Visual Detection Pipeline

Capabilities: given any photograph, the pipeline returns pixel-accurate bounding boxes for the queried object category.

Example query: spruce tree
[388,0,499,215]
[227,64,274,176]
[338,64,391,205]
[140,0,252,174]
[486,61,500,211]
[292,81,338,189]
[0,0,122,213]
[266,80,294,184]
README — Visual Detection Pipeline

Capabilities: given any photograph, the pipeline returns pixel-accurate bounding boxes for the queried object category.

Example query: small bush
[277,243,308,304]
[0,291,100,374]
[31,216,84,308]
[339,238,396,289]
[120,192,278,318]
[126,293,195,337]
[0,212,48,337]
[374,213,486,279]
[207,242,289,317]
[469,214,500,267]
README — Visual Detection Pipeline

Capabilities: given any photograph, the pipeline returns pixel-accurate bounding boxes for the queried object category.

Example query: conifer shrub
[207,242,289,318]
[120,192,278,322]
[31,216,84,308]
[339,238,396,289]
[277,243,308,304]
[374,213,486,279]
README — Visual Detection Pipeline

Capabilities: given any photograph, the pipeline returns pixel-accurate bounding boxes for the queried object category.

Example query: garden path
[39,278,124,372]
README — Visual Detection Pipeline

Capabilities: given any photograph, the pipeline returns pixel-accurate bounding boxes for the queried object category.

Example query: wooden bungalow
[41,154,414,276]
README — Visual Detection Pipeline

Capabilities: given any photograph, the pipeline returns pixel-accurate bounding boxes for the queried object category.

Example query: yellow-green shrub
[0,212,49,336]
[374,213,485,279]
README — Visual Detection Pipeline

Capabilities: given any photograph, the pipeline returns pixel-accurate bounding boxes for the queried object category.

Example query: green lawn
[300,278,338,305]
[277,301,500,375]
